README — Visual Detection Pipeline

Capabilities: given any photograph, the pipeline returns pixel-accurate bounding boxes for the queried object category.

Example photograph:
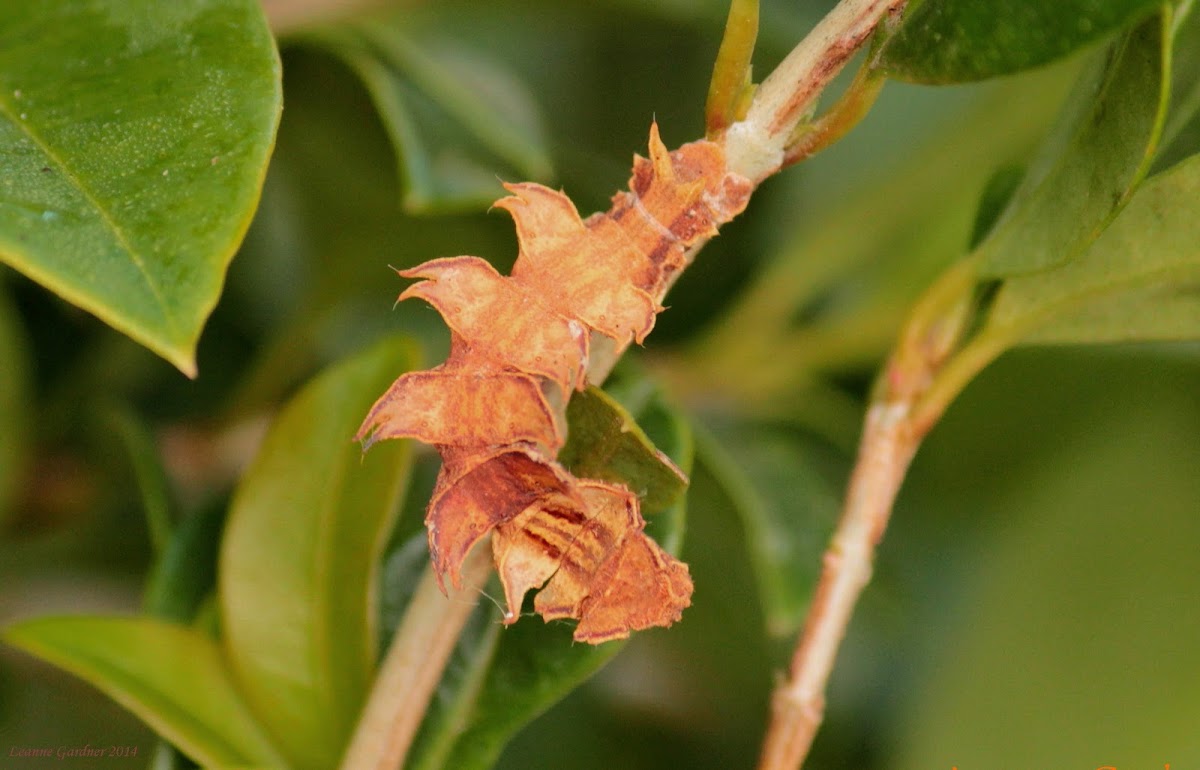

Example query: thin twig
[723,0,907,182]
[757,399,919,770]
[338,544,491,770]
[758,257,978,770]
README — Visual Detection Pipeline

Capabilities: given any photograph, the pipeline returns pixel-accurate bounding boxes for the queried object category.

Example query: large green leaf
[986,152,1200,345]
[0,0,281,376]
[289,21,551,213]
[402,373,693,770]
[976,10,1171,276]
[0,286,28,522]
[693,416,844,638]
[878,0,1164,83]
[219,337,418,770]
[2,616,287,769]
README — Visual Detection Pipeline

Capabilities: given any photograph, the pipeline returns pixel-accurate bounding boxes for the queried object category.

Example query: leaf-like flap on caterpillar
[427,448,579,589]
[355,367,562,452]
[496,182,588,266]
[531,482,693,643]
[399,257,589,393]
[571,514,692,644]
[358,119,752,643]
[502,188,661,345]
[492,499,590,623]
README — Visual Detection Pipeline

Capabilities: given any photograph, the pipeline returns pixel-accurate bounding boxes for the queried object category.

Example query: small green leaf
[402,375,693,770]
[706,0,760,136]
[879,0,1164,83]
[2,616,287,769]
[290,22,552,213]
[559,386,689,516]
[219,337,419,770]
[987,152,1200,345]
[693,416,843,638]
[0,0,282,375]
[143,501,226,624]
[104,405,176,555]
[0,287,29,522]
[976,10,1171,277]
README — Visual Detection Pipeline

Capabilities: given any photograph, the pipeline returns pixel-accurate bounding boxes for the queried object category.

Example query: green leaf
[976,10,1171,277]
[103,405,176,555]
[402,375,693,770]
[986,152,1200,345]
[558,386,689,516]
[968,163,1026,250]
[290,22,552,213]
[705,0,759,136]
[878,0,1164,83]
[2,616,287,769]
[0,286,29,522]
[218,337,419,770]
[143,502,226,624]
[0,0,281,376]
[1154,0,1200,170]
[693,416,843,638]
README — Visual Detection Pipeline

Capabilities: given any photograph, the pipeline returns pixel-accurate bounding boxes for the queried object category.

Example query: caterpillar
[357,123,753,644]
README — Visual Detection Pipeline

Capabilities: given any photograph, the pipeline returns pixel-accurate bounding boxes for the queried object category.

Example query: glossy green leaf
[559,386,689,516]
[977,10,1171,277]
[879,0,1164,83]
[0,286,29,522]
[986,152,1200,345]
[219,337,418,770]
[289,22,551,213]
[402,375,693,770]
[693,416,843,638]
[2,616,287,768]
[0,0,282,376]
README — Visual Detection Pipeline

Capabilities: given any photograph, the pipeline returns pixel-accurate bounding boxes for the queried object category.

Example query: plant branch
[338,544,491,770]
[723,0,906,182]
[758,398,919,770]
[759,258,979,770]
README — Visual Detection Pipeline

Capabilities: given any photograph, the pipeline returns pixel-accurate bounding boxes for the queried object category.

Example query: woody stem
[757,399,920,770]
[339,544,491,770]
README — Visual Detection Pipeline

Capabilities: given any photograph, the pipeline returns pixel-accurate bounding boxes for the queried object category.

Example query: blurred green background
[2,1,1198,768]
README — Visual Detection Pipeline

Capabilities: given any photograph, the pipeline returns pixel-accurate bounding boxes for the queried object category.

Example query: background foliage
[2,1,1199,768]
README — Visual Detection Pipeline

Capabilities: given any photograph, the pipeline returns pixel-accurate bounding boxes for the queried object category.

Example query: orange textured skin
[357,123,753,643]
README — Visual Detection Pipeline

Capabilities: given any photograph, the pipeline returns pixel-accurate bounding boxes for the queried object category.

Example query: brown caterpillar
[357,123,753,643]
